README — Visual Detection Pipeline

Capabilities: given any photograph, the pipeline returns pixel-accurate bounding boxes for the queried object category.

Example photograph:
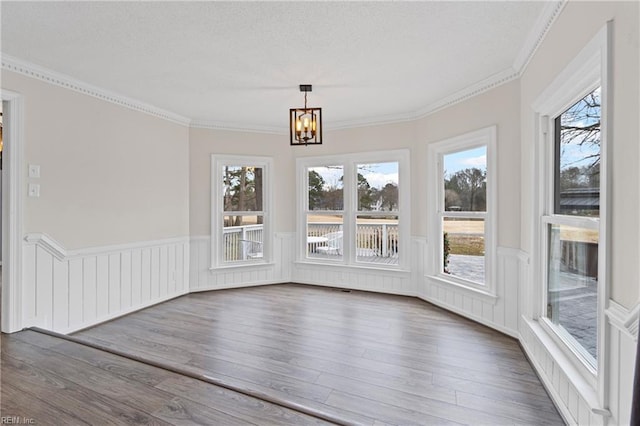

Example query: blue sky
[443,146,487,178]
[310,162,399,190]
[559,87,600,170]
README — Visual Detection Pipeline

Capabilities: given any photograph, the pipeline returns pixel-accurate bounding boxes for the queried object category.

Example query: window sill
[538,316,598,382]
[295,260,410,275]
[426,274,498,304]
[209,261,275,271]
[525,317,605,415]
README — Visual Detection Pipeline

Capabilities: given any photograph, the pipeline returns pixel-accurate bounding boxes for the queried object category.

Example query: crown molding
[513,0,567,75]
[1,53,191,126]
[1,2,565,133]
[188,69,519,133]
[414,67,520,120]
[189,119,284,135]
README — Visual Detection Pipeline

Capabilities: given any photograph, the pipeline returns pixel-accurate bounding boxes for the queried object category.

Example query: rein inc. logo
[1,417,35,425]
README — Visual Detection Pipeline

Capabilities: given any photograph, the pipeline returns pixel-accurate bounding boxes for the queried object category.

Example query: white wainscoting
[520,318,603,426]
[22,233,190,334]
[189,233,294,292]
[290,237,422,297]
[519,302,638,426]
[417,245,523,338]
[605,302,638,426]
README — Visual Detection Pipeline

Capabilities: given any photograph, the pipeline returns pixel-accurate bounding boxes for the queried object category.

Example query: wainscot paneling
[22,233,189,334]
[519,303,638,426]
[605,302,638,426]
[416,244,522,338]
[189,233,293,292]
[290,237,421,297]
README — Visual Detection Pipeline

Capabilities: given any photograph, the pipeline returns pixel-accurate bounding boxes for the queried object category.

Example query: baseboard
[59,289,189,335]
[417,293,519,339]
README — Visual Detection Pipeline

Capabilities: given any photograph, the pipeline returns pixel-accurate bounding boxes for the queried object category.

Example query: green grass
[448,234,485,256]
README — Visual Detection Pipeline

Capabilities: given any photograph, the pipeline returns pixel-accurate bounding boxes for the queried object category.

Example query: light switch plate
[28,164,41,178]
[28,183,40,197]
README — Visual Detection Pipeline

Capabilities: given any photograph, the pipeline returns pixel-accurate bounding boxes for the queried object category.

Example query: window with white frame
[428,126,496,292]
[543,88,601,369]
[298,150,409,269]
[211,155,272,267]
[532,25,608,375]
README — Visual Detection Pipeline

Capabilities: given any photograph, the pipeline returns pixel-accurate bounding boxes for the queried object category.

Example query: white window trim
[210,154,273,269]
[427,126,497,296]
[531,24,610,403]
[296,149,410,271]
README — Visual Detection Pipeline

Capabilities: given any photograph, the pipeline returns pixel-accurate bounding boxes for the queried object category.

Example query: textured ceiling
[1,1,549,131]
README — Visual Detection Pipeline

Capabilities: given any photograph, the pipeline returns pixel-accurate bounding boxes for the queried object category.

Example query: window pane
[223,166,263,211]
[443,147,487,212]
[356,162,399,211]
[547,224,598,364]
[223,215,264,262]
[307,214,343,260]
[356,215,398,265]
[555,87,601,217]
[308,166,344,210]
[443,217,485,284]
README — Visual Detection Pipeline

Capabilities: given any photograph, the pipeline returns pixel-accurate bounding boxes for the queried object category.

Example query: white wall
[2,71,190,250]
[189,127,294,236]
[417,80,521,247]
[2,69,191,332]
[519,2,639,424]
[520,1,640,308]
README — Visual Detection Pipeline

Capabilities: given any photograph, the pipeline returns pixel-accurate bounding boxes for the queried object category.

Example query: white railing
[222,222,400,261]
[355,222,399,257]
[223,224,264,261]
[307,222,399,258]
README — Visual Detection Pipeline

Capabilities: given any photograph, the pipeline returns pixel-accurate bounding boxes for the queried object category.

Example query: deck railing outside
[222,222,399,261]
[308,222,399,258]
[223,224,264,261]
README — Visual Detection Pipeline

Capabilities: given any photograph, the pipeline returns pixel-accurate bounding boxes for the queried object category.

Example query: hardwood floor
[1,330,331,425]
[3,284,564,425]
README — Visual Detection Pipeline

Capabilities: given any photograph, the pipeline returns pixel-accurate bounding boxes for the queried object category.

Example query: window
[532,25,609,376]
[356,162,399,265]
[428,126,496,293]
[306,165,344,261]
[211,155,272,267]
[298,150,409,269]
[442,147,487,283]
[543,87,602,369]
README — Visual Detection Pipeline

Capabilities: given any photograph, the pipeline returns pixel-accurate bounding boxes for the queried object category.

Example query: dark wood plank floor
[3,284,564,425]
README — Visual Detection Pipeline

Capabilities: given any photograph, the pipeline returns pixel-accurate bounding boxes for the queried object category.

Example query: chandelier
[290,84,322,146]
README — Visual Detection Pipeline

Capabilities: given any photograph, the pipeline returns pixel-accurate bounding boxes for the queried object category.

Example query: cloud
[363,172,398,189]
[461,155,486,168]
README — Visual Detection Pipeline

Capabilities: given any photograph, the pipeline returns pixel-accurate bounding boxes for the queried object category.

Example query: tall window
[543,87,601,368]
[298,150,409,269]
[442,147,487,283]
[211,155,272,267]
[306,165,344,261]
[428,126,496,292]
[532,25,609,379]
[356,162,399,265]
